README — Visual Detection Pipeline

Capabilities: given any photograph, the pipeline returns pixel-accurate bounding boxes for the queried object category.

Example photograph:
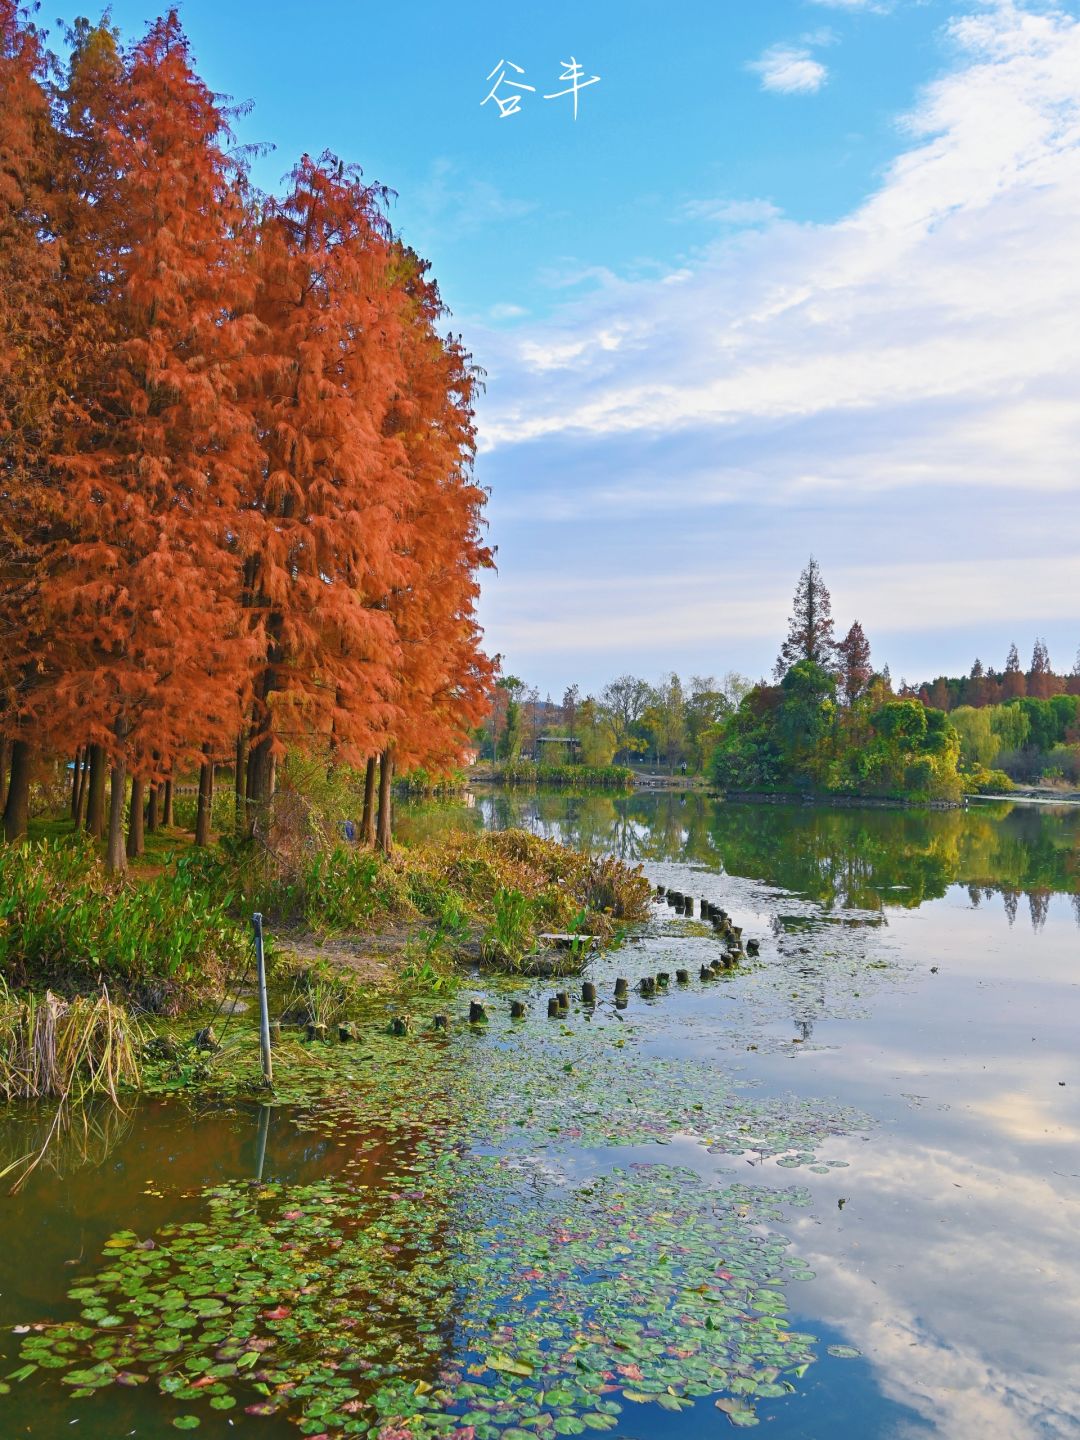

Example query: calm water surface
[1,793,1077,1440]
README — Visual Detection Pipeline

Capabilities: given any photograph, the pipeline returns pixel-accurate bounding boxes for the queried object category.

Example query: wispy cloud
[681,197,783,225]
[469,2,1080,686]
[489,302,528,321]
[409,157,537,243]
[749,44,829,94]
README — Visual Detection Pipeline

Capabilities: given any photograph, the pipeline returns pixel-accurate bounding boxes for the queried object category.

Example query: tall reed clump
[0,980,143,1190]
[0,839,245,1004]
[0,982,142,1103]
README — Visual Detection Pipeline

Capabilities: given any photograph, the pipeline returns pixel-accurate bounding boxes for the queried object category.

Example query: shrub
[963,766,1014,795]
[494,761,634,791]
[0,839,245,1003]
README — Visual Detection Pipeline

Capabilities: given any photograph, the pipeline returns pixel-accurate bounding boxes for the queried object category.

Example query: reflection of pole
[255,1103,270,1183]
[253,912,273,1086]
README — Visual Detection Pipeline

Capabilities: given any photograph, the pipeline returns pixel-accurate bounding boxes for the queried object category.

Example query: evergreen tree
[1028,637,1053,700]
[1002,643,1027,700]
[775,557,837,680]
[837,621,872,706]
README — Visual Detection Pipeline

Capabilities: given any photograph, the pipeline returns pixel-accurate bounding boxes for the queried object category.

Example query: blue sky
[96,0,1080,694]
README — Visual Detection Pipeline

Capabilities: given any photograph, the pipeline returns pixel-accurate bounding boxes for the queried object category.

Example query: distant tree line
[480,671,753,774]
[481,557,1080,799]
[904,640,1080,710]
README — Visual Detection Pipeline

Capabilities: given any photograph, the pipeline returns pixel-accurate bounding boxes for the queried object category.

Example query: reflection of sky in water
[411,792,1080,1438]
[630,875,1079,1436]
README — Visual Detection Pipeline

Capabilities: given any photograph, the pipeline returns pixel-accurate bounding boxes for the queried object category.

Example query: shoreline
[714,789,965,810]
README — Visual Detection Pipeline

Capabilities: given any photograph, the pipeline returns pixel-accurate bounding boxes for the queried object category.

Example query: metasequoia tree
[0,0,64,840]
[775,558,837,680]
[372,250,495,850]
[240,154,410,829]
[1002,643,1027,701]
[1028,638,1054,700]
[0,11,494,859]
[35,13,260,869]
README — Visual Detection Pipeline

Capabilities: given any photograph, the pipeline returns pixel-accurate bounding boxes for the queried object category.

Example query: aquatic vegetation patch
[18,1165,820,1436]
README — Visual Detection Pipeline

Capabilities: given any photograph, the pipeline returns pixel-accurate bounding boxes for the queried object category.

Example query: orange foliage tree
[0,9,493,864]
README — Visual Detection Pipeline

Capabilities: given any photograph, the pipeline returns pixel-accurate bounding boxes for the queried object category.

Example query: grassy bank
[0,825,651,1013]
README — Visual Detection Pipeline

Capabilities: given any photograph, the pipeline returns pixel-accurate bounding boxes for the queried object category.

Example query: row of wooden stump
[288,885,761,1042]
[656,883,760,957]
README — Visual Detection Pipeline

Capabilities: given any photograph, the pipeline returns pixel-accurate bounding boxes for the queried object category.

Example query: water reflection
[400,791,1080,925]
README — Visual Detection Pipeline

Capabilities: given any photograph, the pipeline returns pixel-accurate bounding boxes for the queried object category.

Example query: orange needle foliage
[0,8,493,864]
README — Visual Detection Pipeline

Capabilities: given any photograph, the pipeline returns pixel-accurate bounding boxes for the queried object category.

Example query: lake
[2,792,1078,1439]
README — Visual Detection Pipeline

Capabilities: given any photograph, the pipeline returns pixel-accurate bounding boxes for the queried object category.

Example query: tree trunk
[245,734,275,836]
[234,727,247,834]
[195,759,214,847]
[85,744,106,839]
[360,756,377,846]
[2,740,31,843]
[127,777,145,860]
[70,746,83,819]
[74,746,90,825]
[106,756,127,873]
[162,778,173,827]
[0,737,10,813]
[145,782,158,833]
[375,748,393,856]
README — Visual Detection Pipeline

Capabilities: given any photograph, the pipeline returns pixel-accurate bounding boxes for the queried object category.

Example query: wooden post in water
[252,912,273,1086]
[255,1104,270,1183]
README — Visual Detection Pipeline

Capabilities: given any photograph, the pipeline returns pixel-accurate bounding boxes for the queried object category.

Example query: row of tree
[908,642,1080,711]
[0,6,493,864]
[486,672,753,772]
[950,695,1080,785]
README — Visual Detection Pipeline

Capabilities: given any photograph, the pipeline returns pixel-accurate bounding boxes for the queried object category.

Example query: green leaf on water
[486,1353,534,1377]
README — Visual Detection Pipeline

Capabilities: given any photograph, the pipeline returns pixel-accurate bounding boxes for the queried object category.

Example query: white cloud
[489,302,528,321]
[409,157,537,242]
[477,3,1080,465]
[749,44,829,94]
[469,0,1080,685]
[481,554,1080,660]
[682,197,783,225]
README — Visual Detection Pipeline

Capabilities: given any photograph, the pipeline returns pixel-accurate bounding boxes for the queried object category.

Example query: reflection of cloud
[749,45,829,95]
[970,1090,1080,1146]
[787,1128,1080,1437]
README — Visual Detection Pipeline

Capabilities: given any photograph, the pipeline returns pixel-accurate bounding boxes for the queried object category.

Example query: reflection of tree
[401,792,1080,929]
[1028,891,1050,931]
